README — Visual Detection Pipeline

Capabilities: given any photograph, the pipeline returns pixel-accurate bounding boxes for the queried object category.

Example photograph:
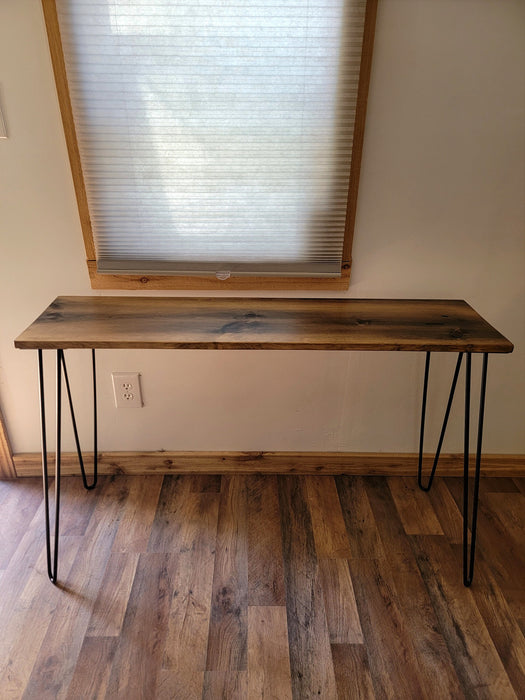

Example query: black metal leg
[38,348,98,584]
[463,352,488,587]
[38,349,60,583]
[418,352,463,491]
[418,351,489,585]
[61,349,98,490]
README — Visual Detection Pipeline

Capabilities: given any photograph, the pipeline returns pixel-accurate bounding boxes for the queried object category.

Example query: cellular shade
[56,0,367,277]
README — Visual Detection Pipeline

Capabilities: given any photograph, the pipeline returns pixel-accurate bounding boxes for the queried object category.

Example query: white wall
[1,0,524,455]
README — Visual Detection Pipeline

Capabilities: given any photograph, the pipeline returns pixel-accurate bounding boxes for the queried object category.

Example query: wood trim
[41,0,96,260]
[342,0,378,264]
[87,260,351,291]
[12,451,525,478]
[42,0,377,291]
[0,406,16,479]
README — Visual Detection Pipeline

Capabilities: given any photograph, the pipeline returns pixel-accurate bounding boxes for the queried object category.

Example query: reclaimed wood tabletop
[14,296,514,353]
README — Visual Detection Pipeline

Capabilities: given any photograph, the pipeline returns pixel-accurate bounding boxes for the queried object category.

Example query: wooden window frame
[41,0,378,291]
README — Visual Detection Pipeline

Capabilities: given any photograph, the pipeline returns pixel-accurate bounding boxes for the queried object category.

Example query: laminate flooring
[0,474,524,699]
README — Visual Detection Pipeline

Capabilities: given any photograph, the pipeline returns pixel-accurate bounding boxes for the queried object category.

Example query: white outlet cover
[112,372,143,408]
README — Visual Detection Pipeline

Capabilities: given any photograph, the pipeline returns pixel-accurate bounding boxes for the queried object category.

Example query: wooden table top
[14,296,513,353]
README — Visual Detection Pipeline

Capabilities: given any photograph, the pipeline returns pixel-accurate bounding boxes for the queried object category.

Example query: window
[42,0,377,290]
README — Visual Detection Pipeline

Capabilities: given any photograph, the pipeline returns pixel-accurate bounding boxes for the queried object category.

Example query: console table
[14,296,514,586]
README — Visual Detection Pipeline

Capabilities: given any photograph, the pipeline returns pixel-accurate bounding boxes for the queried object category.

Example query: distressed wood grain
[205,476,248,672]
[65,637,117,700]
[336,475,385,559]
[307,474,352,558]
[106,553,175,699]
[278,476,338,698]
[349,557,428,699]
[0,474,523,698]
[388,476,444,535]
[412,535,516,699]
[365,477,464,697]
[14,296,513,352]
[331,644,376,700]
[247,474,286,606]
[247,606,292,699]
[319,558,363,644]
[13,450,525,478]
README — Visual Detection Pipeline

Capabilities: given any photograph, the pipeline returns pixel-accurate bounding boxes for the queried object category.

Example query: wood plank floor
[0,474,524,699]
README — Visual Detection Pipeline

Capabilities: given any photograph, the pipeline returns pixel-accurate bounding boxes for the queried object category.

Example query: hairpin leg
[418,351,463,492]
[61,349,98,490]
[38,348,98,584]
[38,349,60,583]
[463,352,488,587]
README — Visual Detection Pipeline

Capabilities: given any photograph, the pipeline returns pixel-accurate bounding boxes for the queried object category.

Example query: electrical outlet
[112,372,143,408]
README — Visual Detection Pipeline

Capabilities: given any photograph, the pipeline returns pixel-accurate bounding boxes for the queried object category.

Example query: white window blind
[56,0,367,277]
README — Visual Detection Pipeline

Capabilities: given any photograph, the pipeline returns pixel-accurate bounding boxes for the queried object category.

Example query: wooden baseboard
[0,408,16,479]
[11,451,525,478]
